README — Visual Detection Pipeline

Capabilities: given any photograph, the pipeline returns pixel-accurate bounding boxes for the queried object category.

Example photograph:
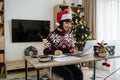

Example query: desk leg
[50,67,53,80]
[37,69,40,80]
[25,60,28,80]
[93,61,96,80]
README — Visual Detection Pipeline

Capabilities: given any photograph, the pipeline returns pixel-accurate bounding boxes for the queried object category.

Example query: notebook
[67,40,97,57]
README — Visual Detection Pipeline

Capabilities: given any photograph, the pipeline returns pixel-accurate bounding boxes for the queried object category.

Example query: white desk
[24,54,120,80]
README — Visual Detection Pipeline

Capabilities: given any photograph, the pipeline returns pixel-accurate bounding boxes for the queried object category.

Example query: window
[96,0,120,74]
[96,0,120,41]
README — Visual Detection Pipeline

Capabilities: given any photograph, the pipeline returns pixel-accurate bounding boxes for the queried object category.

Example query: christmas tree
[71,6,92,51]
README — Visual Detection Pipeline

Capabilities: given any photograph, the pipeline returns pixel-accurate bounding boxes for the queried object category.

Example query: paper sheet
[54,56,80,62]
[49,54,66,58]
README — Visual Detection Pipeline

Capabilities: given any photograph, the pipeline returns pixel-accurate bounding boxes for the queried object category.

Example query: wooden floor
[0,67,120,80]
[4,68,64,80]
[90,68,120,80]
[1,67,92,80]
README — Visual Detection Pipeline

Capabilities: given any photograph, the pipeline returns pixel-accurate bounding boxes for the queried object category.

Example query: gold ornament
[81,26,84,29]
[77,9,81,14]
[81,41,84,45]
[82,35,84,39]
[85,34,87,37]
[80,41,82,44]
[75,19,78,24]
[80,21,82,25]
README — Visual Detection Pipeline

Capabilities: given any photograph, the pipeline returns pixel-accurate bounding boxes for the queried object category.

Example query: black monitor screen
[12,19,50,42]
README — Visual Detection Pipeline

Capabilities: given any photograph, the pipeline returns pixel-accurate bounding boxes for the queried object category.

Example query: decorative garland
[24,46,38,56]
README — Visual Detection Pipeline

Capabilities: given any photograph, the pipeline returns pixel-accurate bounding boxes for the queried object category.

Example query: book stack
[0,54,4,62]
[0,2,3,10]
[0,28,4,36]
[0,15,4,24]
[0,2,3,24]
[0,50,4,62]
[0,1,4,77]
[0,36,4,51]
[0,63,4,76]
[0,50,4,76]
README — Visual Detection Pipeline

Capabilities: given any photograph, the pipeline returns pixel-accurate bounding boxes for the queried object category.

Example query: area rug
[5,67,93,80]
[8,74,50,80]
[8,75,36,80]
[5,73,120,80]
[4,68,120,80]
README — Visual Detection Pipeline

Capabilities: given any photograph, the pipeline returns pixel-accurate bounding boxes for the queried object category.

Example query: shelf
[6,60,33,71]
[0,62,5,77]
[0,50,4,53]
[0,62,4,65]
[71,6,84,12]
[0,0,4,77]
[0,22,3,24]
[0,52,4,63]
[0,43,5,50]
[0,0,4,2]
[0,10,3,13]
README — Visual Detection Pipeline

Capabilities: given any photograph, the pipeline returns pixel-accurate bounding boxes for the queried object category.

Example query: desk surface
[24,54,120,69]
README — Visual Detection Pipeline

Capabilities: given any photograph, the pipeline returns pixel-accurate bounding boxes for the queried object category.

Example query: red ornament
[105,63,110,67]
[102,62,110,67]
[95,51,99,55]
[102,62,107,66]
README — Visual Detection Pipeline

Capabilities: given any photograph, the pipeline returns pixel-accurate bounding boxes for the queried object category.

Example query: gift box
[94,45,115,56]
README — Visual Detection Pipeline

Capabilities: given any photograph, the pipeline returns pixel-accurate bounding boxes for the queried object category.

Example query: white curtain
[96,0,120,74]
[96,0,120,41]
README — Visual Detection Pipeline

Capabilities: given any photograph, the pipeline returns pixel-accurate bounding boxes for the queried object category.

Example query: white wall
[4,0,82,61]
[4,0,61,61]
